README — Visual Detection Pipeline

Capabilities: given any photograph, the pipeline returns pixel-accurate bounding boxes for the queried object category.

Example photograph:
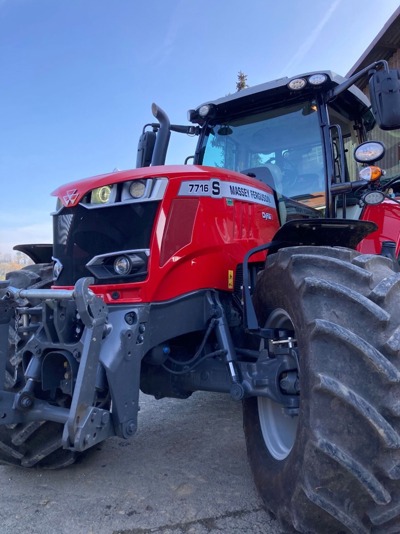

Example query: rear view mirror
[136,130,156,168]
[369,69,400,130]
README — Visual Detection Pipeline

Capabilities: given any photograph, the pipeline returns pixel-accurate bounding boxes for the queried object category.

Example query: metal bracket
[62,278,111,450]
[71,407,113,451]
[99,305,150,439]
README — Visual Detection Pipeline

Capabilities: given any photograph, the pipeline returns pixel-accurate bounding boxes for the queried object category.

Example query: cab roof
[189,71,371,123]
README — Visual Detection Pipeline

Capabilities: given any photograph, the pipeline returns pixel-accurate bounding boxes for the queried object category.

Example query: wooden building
[347,8,400,177]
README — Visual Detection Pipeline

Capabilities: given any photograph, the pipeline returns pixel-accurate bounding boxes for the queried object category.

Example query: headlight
[86,249,150,281]
[129,181,147,199]
[91,185,113,204]
[114,256,131,275]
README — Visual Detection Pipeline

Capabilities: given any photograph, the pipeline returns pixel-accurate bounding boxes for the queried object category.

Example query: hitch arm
[62,278,114,451]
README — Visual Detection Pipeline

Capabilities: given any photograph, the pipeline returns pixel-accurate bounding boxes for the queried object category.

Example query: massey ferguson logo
[63,189,79,206]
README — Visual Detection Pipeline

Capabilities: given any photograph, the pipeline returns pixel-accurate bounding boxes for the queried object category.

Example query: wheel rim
[258,308,298,461]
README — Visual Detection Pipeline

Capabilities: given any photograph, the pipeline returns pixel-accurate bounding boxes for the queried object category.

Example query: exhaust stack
[151,103,171,166]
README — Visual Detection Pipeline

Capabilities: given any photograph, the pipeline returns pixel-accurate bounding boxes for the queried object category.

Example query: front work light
[363,191,385,205]
[354,141,385,163]
[288,78,307,90]
[308,74,327,85]
[198,105,211,118]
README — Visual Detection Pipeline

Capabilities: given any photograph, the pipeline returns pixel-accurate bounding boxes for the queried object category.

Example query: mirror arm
[331,179,369,195]
[142,123,200,135]
[169,124,200,135]
[142,123,160,134]
[327,60,389,101]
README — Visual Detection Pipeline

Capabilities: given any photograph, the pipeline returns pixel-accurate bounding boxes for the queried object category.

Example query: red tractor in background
[1,61,400,533]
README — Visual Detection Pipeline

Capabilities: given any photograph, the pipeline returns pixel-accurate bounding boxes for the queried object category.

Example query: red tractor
[1,62,400,533]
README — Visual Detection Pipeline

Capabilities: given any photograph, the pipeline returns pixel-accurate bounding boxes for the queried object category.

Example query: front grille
[53,201,160,286]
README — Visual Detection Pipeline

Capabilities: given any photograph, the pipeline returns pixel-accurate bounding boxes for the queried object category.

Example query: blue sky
[1,0,399,257]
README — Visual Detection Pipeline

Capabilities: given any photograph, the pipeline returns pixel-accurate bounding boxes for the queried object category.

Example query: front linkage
[0,275,299,456]
[0,278,117,452]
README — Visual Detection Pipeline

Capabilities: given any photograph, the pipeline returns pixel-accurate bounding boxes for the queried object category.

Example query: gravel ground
[0,392,282,534]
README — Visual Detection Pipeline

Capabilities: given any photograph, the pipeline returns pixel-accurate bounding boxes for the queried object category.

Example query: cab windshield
[199,102,325,204]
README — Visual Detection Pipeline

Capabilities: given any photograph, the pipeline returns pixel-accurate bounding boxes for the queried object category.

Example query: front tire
[243,246,400,533]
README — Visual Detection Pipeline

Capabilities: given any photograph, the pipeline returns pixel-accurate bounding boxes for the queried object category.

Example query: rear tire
[243,246,400,533]
[1,264,79,469]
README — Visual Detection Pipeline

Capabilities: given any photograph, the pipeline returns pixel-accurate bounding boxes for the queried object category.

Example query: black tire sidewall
[242,246,400,532]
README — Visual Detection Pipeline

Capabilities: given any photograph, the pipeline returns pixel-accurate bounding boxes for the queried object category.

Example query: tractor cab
[187,69,400,222]
[139,63,400,226]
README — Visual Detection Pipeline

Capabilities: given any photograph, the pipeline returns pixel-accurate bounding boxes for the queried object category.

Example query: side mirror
[136,130,156,168]
[369,69,400,130]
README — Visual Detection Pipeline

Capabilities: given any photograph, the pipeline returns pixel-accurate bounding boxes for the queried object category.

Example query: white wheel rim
[258,309,299,461]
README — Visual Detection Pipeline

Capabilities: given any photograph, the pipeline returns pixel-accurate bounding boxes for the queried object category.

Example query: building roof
[347,7,400,79]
